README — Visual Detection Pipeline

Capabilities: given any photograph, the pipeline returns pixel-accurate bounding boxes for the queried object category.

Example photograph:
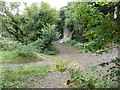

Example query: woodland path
[0,42,118,88]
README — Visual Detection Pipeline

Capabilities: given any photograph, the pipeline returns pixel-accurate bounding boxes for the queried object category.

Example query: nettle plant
[52,59,111,88]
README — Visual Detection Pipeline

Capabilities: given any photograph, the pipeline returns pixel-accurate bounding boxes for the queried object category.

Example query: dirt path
[0,42,118,88]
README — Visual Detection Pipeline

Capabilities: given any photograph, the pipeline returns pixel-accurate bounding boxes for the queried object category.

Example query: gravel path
[0,42,118,88]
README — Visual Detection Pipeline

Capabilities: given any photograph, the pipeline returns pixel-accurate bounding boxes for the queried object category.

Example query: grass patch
[0,65,49,88]
[0,51,43,64]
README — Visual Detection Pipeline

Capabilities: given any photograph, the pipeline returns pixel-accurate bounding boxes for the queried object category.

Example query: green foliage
[60,2,120,54]
[66,40,89,53]
[0,39,43,64]
[52,60,118,88]
[30,24,60,55]
[22,2,60,42]
[0,39,35,56]
[1,1,60,55]
[66,40,79,46]
[41,24,60,47]
[68,66,110,88]
[98,58,120,87]
[0,50,43,64]
[15,44,36,57]
[30,39,59,55]
[1,1,60,44]
[0,65,49,88]
[0,40,14,51]
[43,47,58,55]
[59,2,88,42]
[52,59,68,73]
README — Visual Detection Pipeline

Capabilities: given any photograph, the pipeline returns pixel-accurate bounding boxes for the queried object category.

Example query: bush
[40,24,60,49]
[66,40,86,51]
[0,39,43,64]
[0,39,36,57]
[66,40,78,46]
[98,58,120,88]
[43,48,58,55]
[15,44,36,57]
[66,40,110,54]
[52,60,117,88]
[68,66,110,88]
[30,39,58,55]
[0,24,60,55]
[0,40,19,51]
[0,50,43,64]
[30,24,60,55]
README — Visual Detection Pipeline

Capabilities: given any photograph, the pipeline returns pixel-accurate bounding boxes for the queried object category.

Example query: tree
[83,2,120,53]
[60,2,120,53]
[1,1,29,43]
[22,2,60,41]
[1,1,60,44]
[59,2,88,42]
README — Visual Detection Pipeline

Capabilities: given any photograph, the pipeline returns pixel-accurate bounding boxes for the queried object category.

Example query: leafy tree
[83,2,120,53]
[32,24,60,50]
[59,2,88,42]
[22,2,60,41]
[62,2,120,86]
[1,1,29,43]
[60,2,120,53]
[1,1,60,44]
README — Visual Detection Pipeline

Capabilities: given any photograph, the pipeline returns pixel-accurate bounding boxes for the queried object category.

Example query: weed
[52,60,116,88]
[0,51,43,64]
[0,65,49,88]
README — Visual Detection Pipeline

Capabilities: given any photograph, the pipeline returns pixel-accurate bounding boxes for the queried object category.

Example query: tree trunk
[59,26,74,43]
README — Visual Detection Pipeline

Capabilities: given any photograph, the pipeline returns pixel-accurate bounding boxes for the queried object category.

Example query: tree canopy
[1,1,60,44]
[59,2,120,53]
[1,1,120,54]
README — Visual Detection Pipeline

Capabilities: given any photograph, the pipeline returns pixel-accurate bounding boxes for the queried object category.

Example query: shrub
[98,58,120,88]
[0,50,43,64]
[30,24,60,55]
[52,60,115,88]
[15,44,36,57]
[30,39,58,55]
[0,40,19,51]
[52,59,68,73]
[68,66,110,88]
[0,39,43,64]
[43,48,58,55]
[0,39,36,57]
[66,40,78,46]
[66,40,111,54]
[40,24,60,49]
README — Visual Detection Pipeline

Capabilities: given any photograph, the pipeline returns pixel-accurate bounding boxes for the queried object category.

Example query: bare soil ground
[0,42,118,88]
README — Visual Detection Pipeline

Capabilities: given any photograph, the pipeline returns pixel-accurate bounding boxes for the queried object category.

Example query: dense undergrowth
[0,51,43,64]
[0,1,119,88]
[0,39,44,64]
[66,40,119,88]
[66,40,117,54]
